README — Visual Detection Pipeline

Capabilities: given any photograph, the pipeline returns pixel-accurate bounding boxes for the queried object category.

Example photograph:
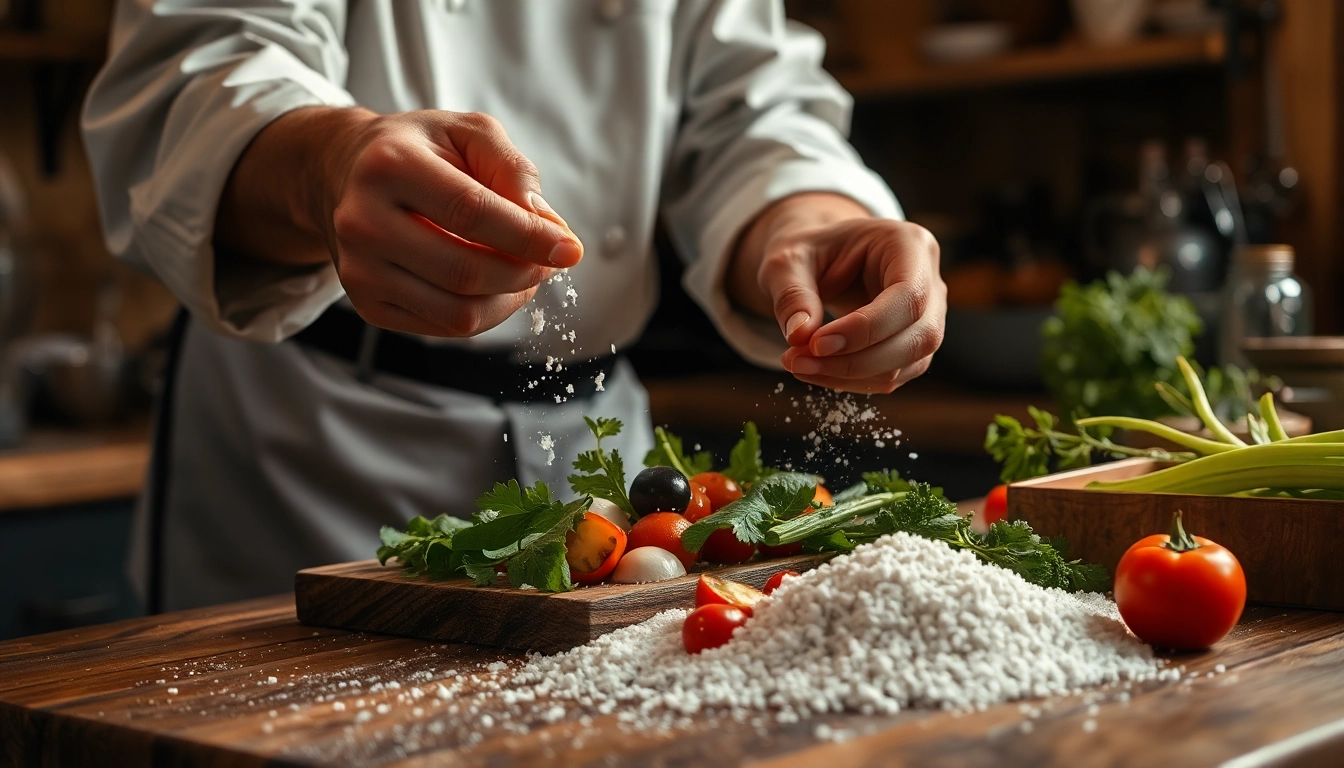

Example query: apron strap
[144,309,190,615]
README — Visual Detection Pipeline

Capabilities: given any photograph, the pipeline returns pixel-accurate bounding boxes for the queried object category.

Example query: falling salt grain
[530,309,546,336]
[538,433,556,466]
[594,372,605,392]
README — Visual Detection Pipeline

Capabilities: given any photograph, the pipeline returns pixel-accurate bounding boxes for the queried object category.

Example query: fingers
[444,113,574,233]
[782,310,944,380]
[394,148,582,268]
[757,242,826,346]
[385,212,552,296]
[342,255,538,338]
[787,354,933,395]
[805,245,938,358]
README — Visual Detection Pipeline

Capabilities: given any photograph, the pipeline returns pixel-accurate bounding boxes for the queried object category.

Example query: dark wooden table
[3,596,1344,767]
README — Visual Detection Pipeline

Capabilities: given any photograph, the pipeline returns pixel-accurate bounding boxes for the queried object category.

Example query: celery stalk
[1178,356,1246,446]
[1260,392,1289,442]
[1089,441,1344,495]
[1074,416,1237,455]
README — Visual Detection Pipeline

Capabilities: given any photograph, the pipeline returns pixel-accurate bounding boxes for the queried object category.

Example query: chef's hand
[217,107,583,337]
[728,193,946,394]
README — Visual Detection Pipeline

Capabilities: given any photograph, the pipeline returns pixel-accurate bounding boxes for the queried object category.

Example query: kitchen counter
[0,422,150,513]
[3,596,1343,767]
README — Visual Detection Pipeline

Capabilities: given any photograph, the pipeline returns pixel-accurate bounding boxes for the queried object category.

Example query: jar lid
[1236,244,1295,267]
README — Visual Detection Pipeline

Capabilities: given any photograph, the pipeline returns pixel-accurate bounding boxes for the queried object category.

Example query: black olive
[629,466,691,517]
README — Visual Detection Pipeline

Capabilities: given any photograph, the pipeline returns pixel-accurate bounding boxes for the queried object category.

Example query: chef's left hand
[729,193,946,394]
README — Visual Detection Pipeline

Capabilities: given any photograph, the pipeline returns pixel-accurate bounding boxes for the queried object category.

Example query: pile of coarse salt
[513,532,1174,726]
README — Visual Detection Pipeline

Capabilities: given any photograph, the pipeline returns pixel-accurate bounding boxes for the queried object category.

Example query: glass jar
[1220,244,1313,368]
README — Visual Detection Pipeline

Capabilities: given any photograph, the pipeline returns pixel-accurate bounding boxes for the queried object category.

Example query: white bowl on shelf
[1070,0,1151,46]
[919,23,1013,64]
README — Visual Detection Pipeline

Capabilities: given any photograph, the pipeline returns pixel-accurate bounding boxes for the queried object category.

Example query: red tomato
[695,574,764,616]
[760,486,831,558]
[626,512,698,570]
[683,485,713,523]
[1114,512,1246,650]
[565,512,627,584]
[682,603,749,653]
[700,528,757,565]
[690,472,743,511]
[983,484,1009,525]
[763,570,800,595]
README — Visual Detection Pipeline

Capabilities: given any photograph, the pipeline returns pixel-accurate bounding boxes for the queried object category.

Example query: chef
[82,0,946,612]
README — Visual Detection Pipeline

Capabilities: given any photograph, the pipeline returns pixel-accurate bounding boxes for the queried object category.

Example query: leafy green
[644,426,713,478]
[722,422,775,484]
[789,482,1109,592]
[568,417,636,518]
[681,472,817,552]
[376,515,474,578]
[476,479,553,518]
[1042,267,1202,420]
[984,406,1194,483]
[504,497,590,591]
[863,469,917,494]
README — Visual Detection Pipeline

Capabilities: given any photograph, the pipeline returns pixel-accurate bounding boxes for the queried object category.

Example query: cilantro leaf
[681,472,816,552]
[569,418,635,518]
[506,497,589,591]
[722,422,774,484]
[476,480,551,518]
[863,469,916,494]
[376,514,473,575]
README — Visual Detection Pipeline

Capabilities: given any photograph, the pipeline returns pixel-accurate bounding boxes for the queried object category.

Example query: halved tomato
[626,512,697,569]
[695,574,765,616]
[565,512,627,584]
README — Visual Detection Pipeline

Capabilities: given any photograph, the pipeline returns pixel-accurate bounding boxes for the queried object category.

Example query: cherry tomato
[760,486,831,558]
[682,603,749,654]
[695,574,764,615]
[629,466,692,517]
[690,472,743,511]
[1114,512,1246,650]
[697,529,755,565]
[626,512,698,569]
[763,570,800,595]
[565,512,627,584]
[683,485,713,523]
[983,484,1009,525]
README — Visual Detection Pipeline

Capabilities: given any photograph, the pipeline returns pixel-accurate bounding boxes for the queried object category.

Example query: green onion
[764,493,903,546]
[1178,356,1246,446]
[1074,416,1237,455]
[1259,392,1289,442]
[1089,442,1344,495]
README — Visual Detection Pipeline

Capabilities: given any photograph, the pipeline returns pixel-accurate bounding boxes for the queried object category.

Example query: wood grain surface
[3,598,1344,767]
[296,554,830,653]
[1008,458,1344,610]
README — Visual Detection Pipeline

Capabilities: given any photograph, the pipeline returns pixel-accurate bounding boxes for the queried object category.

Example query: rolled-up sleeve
[82,1,355,341]
[662,0,902,369]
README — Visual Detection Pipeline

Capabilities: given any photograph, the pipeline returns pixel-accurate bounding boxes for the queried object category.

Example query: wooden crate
[1008,458,1344,610]
[296,554,828,653]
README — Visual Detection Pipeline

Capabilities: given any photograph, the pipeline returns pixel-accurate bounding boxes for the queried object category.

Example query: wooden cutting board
[1008,458,1344,610]
[295,553,829,653]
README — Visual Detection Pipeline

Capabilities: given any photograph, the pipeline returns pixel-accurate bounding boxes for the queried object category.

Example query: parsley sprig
[985,406,1194,483]
[568,417,636,518]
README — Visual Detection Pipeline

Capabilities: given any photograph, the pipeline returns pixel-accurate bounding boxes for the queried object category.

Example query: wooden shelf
[0,423,150,512]
[835,31,1227,97]
[0,33,106,63]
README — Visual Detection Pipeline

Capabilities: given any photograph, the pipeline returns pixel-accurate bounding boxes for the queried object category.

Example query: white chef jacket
[82,0,901,610]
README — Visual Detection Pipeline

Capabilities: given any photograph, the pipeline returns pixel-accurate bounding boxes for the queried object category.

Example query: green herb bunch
[1041,267,1202,420]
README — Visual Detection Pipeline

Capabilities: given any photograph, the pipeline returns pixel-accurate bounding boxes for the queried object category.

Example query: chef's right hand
[319,108,583,337]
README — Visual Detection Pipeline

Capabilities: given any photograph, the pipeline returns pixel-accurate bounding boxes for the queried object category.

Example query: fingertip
[547,239,584,268]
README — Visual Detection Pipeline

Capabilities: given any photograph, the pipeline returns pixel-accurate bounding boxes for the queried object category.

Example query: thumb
[759,246,825,347]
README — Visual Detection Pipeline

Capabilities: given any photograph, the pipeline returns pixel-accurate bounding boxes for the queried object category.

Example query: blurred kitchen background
[0,0,1340,638]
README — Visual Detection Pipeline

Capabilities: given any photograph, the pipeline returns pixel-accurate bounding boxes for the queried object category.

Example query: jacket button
[597,0,624,22]
[603,225,627,255]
